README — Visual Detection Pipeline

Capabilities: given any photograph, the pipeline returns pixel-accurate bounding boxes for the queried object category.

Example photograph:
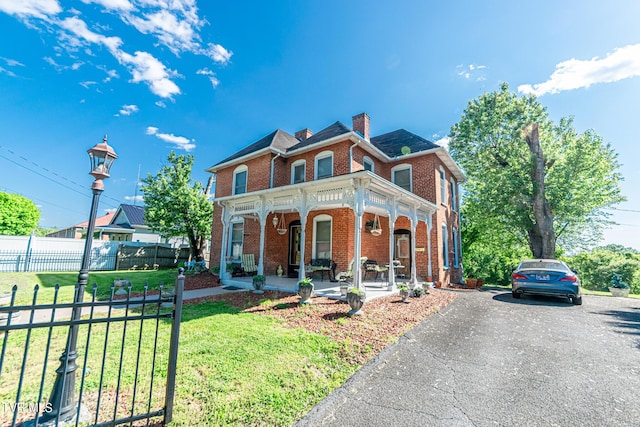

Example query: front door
[394,230,411,279]
[288,220,302,278]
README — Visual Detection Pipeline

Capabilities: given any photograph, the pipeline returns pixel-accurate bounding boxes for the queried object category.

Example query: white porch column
[426,215,433,283]
[353,186,365,290]
[297,193,309,283]
[387,209,397,288]
[257,202,267,275]
[218,204,231,279]
[410,209,418,286]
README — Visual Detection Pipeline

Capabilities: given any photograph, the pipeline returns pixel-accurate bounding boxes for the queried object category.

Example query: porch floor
[223,275,398,301]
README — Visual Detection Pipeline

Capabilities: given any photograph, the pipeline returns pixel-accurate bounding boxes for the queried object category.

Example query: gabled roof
[371,129,440,157]
[287,121,352,152]
[212,129,299,167]
[112,204,146,227]
[76,211,115,228]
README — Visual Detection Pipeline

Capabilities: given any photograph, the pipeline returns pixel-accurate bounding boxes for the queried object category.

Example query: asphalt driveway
[297,288,640,427]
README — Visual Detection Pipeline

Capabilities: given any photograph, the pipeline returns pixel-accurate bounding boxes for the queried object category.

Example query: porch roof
[214,170,438,221]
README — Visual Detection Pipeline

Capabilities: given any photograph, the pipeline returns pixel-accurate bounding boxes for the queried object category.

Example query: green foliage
[33,226,58,237]
[141,152,213,260]
[298,277,313,286]
[565,245,640,294]
[0,192,40,236]
[450,83,624,259]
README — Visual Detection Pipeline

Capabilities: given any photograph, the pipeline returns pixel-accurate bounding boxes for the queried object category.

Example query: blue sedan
[511,259,582,305]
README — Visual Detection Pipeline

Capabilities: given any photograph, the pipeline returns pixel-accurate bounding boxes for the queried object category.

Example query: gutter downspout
[270,150,284,188]
[349,139,362,173]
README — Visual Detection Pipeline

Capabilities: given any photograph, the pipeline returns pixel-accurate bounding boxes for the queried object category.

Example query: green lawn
[0,270,179,305]
[0,272,357,426]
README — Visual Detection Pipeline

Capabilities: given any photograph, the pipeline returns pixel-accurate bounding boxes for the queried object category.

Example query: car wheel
[572,296,583,305]
[512,291,521,299]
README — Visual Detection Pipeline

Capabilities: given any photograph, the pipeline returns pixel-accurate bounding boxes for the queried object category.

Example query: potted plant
[412,286,424,298]
[465,278,478,289]
[609,273,630,298]
[398,283,410,302]
[346,286,366,316]
[252,274,266,294]
[297,277,314,304]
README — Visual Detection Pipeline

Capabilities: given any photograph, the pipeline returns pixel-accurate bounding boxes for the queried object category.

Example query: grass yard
[0,270,179,305]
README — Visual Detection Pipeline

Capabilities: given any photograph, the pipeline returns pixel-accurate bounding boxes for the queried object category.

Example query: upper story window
[439,167,446,204]
[233,165,248,195]
[315,151,333,180]
[363,156,374,173]
[391,164,412,192]
[313,214,332,259]
[450,178,457,211]
[291,160,306,184]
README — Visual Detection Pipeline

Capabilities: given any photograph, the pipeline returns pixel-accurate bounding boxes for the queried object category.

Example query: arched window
[233,165,248,195]
[313,214,332,259]
[391,164,412,192]
[291,159,306,184]
[315,151,333,180]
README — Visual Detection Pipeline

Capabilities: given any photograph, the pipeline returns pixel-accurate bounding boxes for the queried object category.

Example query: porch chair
[241,254,258,275]
[336,257,368,282]
[364,260,389,281]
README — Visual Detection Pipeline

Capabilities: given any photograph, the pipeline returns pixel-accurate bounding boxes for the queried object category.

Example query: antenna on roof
[133,164,141,205]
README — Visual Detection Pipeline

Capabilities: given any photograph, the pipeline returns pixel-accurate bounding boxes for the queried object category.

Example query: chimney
[295,128,313,141]
[352,112,370,140]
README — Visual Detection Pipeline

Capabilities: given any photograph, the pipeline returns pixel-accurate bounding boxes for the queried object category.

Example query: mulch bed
[185,288,457,365]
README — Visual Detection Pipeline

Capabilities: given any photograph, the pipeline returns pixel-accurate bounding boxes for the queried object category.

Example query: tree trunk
[524,123,555,259]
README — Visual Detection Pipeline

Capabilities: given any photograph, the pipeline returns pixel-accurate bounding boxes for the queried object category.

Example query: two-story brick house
[207,113,465,289]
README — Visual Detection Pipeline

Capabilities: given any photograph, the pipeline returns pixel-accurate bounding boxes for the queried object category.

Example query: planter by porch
[114,279,131,296]
[465,278,477,289]
[398,284,410,302]
[298,278,314,304]
[252,275,266,294]
[346,288,366,316]
[609,287,629,298]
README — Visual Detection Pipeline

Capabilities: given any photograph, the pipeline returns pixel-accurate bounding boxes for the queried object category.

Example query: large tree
[449,83,624,259]
[0,192,40,235]
[141,152,214,261]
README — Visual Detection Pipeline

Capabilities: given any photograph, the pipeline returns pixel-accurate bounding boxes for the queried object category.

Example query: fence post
[115,243,122,270]
[164,267,184,424]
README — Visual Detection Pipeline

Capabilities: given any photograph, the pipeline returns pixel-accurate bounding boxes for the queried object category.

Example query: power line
[605,207,640,213]
[0,144,122,205]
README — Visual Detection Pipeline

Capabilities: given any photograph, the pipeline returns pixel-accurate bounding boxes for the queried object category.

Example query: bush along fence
[0,270,184,426]
[0,244,189,273]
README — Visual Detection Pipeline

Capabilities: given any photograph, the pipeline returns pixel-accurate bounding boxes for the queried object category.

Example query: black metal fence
[0,272,184,426]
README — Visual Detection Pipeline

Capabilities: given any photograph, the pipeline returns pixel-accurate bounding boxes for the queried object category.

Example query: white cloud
[79,80,97,88]
[124,195,144,202]
[155,100,166,108]
[435,136,450,150]
[118,104,139,116]
[0,66,16,77]
[1,0,231,97]
[197,67,219,88]
[145,125,196,151]
[0,0,62,20]
[456,63,487,81]
[518,44,640,96]
[0,57,25,67]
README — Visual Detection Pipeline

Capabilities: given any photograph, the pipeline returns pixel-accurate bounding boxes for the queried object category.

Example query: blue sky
[1,1,639,250]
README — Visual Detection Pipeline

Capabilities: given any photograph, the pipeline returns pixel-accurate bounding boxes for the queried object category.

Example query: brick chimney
[352,112,370,140]
[295,128,313,141]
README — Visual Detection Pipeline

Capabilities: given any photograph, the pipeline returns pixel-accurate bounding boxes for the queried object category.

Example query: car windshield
[519,261,568,271]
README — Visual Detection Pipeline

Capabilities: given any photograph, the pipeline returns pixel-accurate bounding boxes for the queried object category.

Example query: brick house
[207,113,465,288]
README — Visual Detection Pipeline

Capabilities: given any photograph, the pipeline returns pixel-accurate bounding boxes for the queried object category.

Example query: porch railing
[0,272,184,426]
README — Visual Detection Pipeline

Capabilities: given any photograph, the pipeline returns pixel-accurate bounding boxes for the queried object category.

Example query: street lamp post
[40,136,118,425]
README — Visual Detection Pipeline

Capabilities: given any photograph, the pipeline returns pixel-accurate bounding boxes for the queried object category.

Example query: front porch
[222,275,404,301]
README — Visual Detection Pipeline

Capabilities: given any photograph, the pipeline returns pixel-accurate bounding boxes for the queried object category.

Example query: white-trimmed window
[452,226,459,267]
[442,224,449,269]
[439,167,446,204]
[313,214,332,259]
[229,219,244,261]
[233,165,248,195]
[363,156,374,173]
[315,151,333,180]
[450,179,457,211]
[291,160,306,184]
[392,164,412,192]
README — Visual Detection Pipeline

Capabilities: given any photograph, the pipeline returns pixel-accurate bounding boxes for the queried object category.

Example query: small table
[386,264,406,279]
[312,267,332,282]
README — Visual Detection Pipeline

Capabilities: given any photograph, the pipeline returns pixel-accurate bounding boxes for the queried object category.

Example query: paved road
[297,288,640,427]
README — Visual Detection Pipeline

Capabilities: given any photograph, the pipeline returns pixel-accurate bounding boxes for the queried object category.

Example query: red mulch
[184,288,457,365]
